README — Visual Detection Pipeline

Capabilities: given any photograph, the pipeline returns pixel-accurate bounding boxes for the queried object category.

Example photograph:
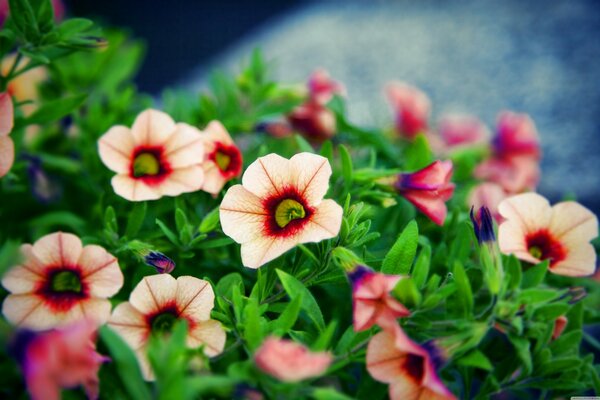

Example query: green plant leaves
[276,269,325,331]
[381,220,418,274]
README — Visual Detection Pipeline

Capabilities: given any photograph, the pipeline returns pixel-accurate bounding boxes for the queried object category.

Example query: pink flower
[468,182,508,222]
[0,91,14,178]
[348,265,410,331]
[552,316,568,340]
[395,160,455,225]
[307,69,345,104]
[109,274,226,380]
[288,101,337,142]
[474,155,540,194]
[200,121,243,195]
[2,55,47,117]
[493,111,540,159]
[498,193,598,276]
[254,336,332,382]
[219,152,343,269]
[98,109,205,201]
[433,114,488,152]
[16,321,107,400]
[2,232,123,330]
[367,324,455,400]
[386,82,431,139]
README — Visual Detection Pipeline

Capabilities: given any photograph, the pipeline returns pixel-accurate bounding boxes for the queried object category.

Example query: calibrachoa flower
[98,109,205,201]
[2,232,123,330]
[199,120,242,195]
[367,324,455,400]
[394,160,455,225]
[474,155,539,194]
[220,152,343,269]
[287,101,337,141]
[12,321,107,400]
[254,336,332,382]
[307,68,345,104]
[1,55,47,116]
[492,111,540,159]
[429,114,488,154]
[498,193,598,276]
[0,91,14,178]
[348,265,410,331]
[386,81,430,139]
[468,182,507,222]
[108,274,226,380]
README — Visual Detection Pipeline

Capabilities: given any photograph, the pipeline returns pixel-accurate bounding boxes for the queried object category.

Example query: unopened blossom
[220,152,343,269]
[254,336,332,382]
[307,68,345,104]
[12,321,107,400]
[98,109,205,201]
[348,265,410,331]
[468,182,507,222]
[386,82,431,139]
[394,160,455,225]
[199,120,242,195]
[367,324,455,400]
[470,206,496,245]
[552,316,568,340]
[287,101,337,141]
[143,251,175,274]
[2,232,123,330]
[498,193,598,276]
[0,91,14,178]
[109,274,226,380]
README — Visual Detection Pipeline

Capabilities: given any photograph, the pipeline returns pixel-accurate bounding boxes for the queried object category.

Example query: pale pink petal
[220,185,268,244]
[2,294,45,328]
[497,193,552,232]
[1,265,42,294]
[0,92,14,136]
[111,174,161,202]
[549,202,598,243]
[109,302,148,350]
[201,162,227,195]
[497,221,536,262]
[163,123,204,169]
[366,329,404,383]
[240,236,297,269]
[130,274,178,315]
[437,114,488,148]
[241,153,292,198]
[98,126,135,174]
[203,120,233,144]
[78,298,112,326]
[297,199,343,243]
[31,232,83,268]
[354,301,377,332]
[156,165,204,197]
[0,135,14,178]
[290,153,332,204]
[175,276,214,321]
[551,243,596,277]
[187,319,226,356]
[130,109,176,146]
[389,380,422,400]
[19,244,47,273]
[79,245,123,298]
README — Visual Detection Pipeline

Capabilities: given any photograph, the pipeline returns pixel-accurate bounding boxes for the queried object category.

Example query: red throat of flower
[210,142,242,178]
[404,353,426,384]
[129,146,172,185]
[525,229,567,267]
[145,302,196,339]
[36,266,89,312]
[263,187,314,238]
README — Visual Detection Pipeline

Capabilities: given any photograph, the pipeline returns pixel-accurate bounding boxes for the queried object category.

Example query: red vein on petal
[259,158,281,196]
[299,159,326,198]
[177,282,209,316]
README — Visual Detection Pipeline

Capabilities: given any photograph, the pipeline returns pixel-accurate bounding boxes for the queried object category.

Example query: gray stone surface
[183,0,600,211]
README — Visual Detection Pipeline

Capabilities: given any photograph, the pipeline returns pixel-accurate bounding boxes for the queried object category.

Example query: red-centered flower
[0,91,14,178]
[395,160,455,225]
[386,82,431,140]
[15,321,107,400]
[468,182,507,222]
[307,68,345,104]
[348,265,410,331]
[474,155,540,194]
[254,336,332,382]
[367,324,456,400]
[108,274,226,380]
[1,232,123,330]
[199,120,243,195]
[498,193,598,276]
[493,111,540,159]
[219,152,343,269]
[288,100,337,142]
[98,109,205,201]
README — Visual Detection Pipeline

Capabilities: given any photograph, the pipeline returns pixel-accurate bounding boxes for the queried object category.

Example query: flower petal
[187,319,226,357]
[242,153,292,198]
[130,274,178,315]
[220,185,267,244]
[155,165,204,197]
[497,221,537,263]
[549,201,598,243]
[111,175,161,202]
[240,236,296,269]
[389,380,422,400]
[130,109,176,146]
[290,153,332,205]
[32,232,83,268]
[109,302,148,350]
[0,135,14,178]
[203,120,232,144]
[78,298,112,325]
[498,193,552,232]
[163,123,204,169]
[366,329,404,383]
[98,126,135,174]
[1,265,41,294]
[2,294,45,328]
[175,276,214,321]
[0,92,14,137]
[201,162,227,195]
[551,243,597,277]
[298,199,342,243]
[79,245,123,298]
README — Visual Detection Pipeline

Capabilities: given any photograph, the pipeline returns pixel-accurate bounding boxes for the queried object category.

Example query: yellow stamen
[133,153,160,177]
[275,199,306,228]
[215,151,231,171]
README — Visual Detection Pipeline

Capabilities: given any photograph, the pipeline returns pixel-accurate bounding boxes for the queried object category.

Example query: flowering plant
[0,2,599,399]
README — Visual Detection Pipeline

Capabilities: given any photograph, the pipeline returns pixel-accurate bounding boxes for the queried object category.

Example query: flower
[470,206,496,245]
[287,101,337,142]
[497,193,598,276]
[98,109,205,201]
[474,155,539,194]
[2,232,123,330]
[493,111,540,159]
[436,114,488,149]
[394,160,455,225]
[143,251,175,274]
[367,324,455,400]
[0,91,14,178]
[199,120,242,195]
[254,336,332,382]
[307,68,345,104]
[108,274,226,380]
[386,82,430,139]
[1,55,47,116]
[219,152,343,269]
[468,182,507,222]
[12,321,107,400]
[552,315,568,340]
[348,265,410,331]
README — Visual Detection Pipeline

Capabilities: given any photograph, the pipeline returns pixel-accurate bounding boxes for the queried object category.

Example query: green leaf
[57,18,93,37]
[392,277,421,307]
[453,262,473,317]
[532,303,569,321]
[550,330,582,356]
[449,221,473,262]
[276,269,325,331]
[311,388,354,400]
[381,220,418,274]
[271,293,303,334]
[521,260,548,289]
[155,218,179,246]
[517,288,559,304]
[313,320,337,351]
[216,273,244,299]
[243,297,264,350]
[26,94,87,125]
[403,134,432,170]
[199,207,220,233]
[457,350,493,371]
[104,206,118,233]
[125,202,147,238]
[508,334,532,375]
[295,134,314,152]
[194,237,234,249]
[504,255,522,291]
[8,0,38,39]
[339,144,353,194]
[412,244,431,289]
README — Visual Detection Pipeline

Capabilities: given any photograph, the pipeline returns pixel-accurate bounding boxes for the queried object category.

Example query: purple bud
[347,265,374,289]
[470,206,495,244]
[144,251,175,274]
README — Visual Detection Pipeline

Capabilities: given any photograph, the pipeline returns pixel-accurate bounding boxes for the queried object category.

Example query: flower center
[275,199,306,228]
[404,353,425,383]
[215,151,231,171]
[526,229,566,266]
[50,270,82,293]
[133,152,160,177]
[151,311,178,335]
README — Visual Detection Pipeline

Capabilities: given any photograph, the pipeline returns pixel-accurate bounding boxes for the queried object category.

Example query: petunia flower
[493,111,540,159]
[287,101,337,142]
[2,232,123,330]
[348,265,410,331]
[98,109,205,201]
[108,274,226,380]
[199,120,243,195]
[0,91,14,178]
[219,152,343,269]
[386,81,431,140]
[366,324,456,400]
[307,68,345,104]
[436,114,488,149]
[12,321,107,400]
[394,160,455,225]
[254,336,332,382]
[497,193,598,277]
[474,155,540,194]
[468,182,507,222]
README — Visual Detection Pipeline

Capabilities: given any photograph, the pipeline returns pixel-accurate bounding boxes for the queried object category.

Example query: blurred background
[68,0,600,214]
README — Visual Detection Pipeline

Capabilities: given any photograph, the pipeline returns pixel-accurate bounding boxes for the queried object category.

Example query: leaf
[276,269,325,331]
[457,350,493,371]
[194,237,234,249]
[313,321,337,351]
[57,18,93,37]
[403,134,433,170]
[381,220,418,274]
[412,244,431,289]
[339,144,353,194]
[517,288,559,304]
[521,260,548,289]
[104,206,118,233]
[392,277,421,307]
[243,297,264,350]
[216,273,244,300]
[504,255,522,291]
[155,218,179,246]
[311,388,354,400]
[271,293,303,334]
[550,330,582,356]
[26,94,87,125]
[453,262,473,317]
[295,134,314,153]
[199,207,220,233]
[125,202,147,238]
[508,334,532,375]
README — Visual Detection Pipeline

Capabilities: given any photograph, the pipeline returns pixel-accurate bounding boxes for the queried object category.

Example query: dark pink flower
[386,82,430,140]
[493,111,540,159]
[287,101,337,142]
[307,69,345,104]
